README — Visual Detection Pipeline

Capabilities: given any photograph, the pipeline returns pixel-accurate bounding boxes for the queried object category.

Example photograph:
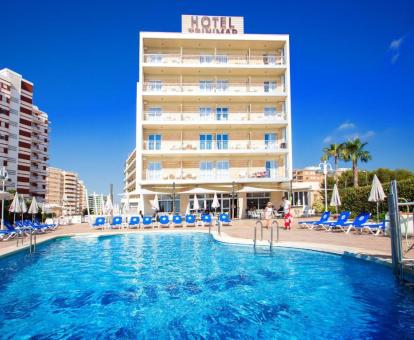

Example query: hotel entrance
[188,193,237,217]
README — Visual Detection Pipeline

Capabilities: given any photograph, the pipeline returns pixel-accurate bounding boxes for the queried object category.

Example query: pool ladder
[254,220,279,251]
[16,229,37,254]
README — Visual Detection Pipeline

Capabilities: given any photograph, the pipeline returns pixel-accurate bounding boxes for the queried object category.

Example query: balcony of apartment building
[141,158,287,184]
[142,130,288,156]
[142,103,288,127]
[142,76,286,99]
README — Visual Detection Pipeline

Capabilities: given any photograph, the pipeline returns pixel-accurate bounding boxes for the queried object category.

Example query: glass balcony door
[216,134,229,150]
[148,80,163,92]
[148,107,162,121]
[200,161,214,179]
[200,55,213,64]
[216,107,229,121]
[199,107,213,120]
[264,133,277,150]
[216,80,229,92]
[147,162,162,180]
[216,160,229,179]
[264,81,276,93]
[264,106,277,119]
[199,134,213,150]
[148,134,161,150]
[199,80,213,92]
[265,160,278,178]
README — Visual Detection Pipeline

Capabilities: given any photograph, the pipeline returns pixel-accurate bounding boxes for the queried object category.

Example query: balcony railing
[143,140,288,153]
[142,82,285,94]
[144,169,285,181]
[143,54,285,66]
[143,111,287,122]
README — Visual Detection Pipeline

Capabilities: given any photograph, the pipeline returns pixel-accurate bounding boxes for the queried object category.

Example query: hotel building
[0,68,49,198]
[127,15,293,218]
[46,167,87,215]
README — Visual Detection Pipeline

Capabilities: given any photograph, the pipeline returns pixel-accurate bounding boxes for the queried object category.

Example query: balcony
[143,53,285,67]
[142,82,286,98]
[143,140,288,156]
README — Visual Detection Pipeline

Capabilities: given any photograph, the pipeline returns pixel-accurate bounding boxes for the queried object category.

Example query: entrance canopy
[237,186,280,193]
[179,187,228,194]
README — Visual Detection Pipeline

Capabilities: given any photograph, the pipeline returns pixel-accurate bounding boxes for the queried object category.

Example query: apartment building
[0,68,49,198]
[293,166,351,183]
[124,149,136,194]
[46,167,86,215]
[128,15,292,217]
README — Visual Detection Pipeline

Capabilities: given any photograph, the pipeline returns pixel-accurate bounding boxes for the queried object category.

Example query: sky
[1,0,413,197]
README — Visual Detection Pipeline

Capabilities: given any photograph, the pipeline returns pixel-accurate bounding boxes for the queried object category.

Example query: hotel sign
[182,15,244,34]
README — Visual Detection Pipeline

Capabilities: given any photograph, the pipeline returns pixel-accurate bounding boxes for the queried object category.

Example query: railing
[143,141,288,153]
[143,111,287,122]
[142,82,285,94]
[144,170,285,181]
[143,53,285,66]
[253,220,279,250]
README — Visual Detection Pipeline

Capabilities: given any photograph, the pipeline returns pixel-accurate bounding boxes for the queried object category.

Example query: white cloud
[323,136,333,144]
[389,37,403,50]
[389,37,404,64]
[337,122,355,130]
[362,130,375,138]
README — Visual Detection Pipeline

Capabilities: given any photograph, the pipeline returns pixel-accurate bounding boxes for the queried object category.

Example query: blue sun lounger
[343,213,371,234]
[0,228,17,241]
[316,211,351,232]
[361,221,386,236]
[172,215,183,228]
[110,216,123,229]
[298,211,331,229]
[185,215,196,227]
[219,213,231,227]
[128,216,140,228]
[201,214,213,227]
[92,217,106,229]
[159,215,170,228]
[142,216,154,228]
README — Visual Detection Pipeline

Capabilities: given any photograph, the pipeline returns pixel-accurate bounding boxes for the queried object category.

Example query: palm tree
[321,143,344,183]
[341,138,372,187]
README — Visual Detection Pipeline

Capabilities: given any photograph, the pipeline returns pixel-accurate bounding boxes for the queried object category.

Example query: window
[285,191,310,207]
[199,134,213,150]
[148,134,161,150]
[264,133,277,150]
[247,192,271,210]
[148,107,162,120]
[200,55,213,64]
[263,54,277,65]
[264,106,277,118]
[147,162,162,180]
[265,160,278,178]
[199,107,213,120]
[264,81,277,93]
[216,134,229,150]
[216,107,228,120]
[148,54,162,63]
[216,160,229,179]
[158,194,180,213]
[216,55,228,64]
[216,80,228,92]
[199,80,213,92]
[148,80,163,92]
[189,194,214,211]
[199,161,214,179]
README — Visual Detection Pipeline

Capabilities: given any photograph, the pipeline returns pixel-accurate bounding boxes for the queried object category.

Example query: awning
[118,189,168,196]
[180,187,228,194]
[237,186,279,193]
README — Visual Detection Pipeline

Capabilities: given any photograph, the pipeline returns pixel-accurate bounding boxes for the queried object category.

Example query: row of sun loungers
[0,219,58,241]
[92,213,232,230]
[298,211,385,236]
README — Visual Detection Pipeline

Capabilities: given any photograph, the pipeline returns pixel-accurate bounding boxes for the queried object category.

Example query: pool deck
[1,218,413,263]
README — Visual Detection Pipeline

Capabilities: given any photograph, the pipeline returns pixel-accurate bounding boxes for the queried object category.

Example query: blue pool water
[0,233,413,339]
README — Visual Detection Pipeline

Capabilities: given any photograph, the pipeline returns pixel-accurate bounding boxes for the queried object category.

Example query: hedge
[321,178,414,218]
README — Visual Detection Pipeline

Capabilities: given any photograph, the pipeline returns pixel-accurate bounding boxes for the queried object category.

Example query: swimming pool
[0,233,413,338]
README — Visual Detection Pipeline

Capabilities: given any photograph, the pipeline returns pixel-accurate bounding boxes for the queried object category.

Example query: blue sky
[1,0,413,196]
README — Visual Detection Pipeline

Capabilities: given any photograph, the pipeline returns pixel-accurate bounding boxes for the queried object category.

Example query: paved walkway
[1,219,413,260]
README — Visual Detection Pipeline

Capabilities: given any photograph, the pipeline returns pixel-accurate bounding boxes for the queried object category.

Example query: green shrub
[336,178,414,218]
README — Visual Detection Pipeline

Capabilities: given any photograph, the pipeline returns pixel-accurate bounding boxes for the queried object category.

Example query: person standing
[282,196,292,230]
[264,201,273,228]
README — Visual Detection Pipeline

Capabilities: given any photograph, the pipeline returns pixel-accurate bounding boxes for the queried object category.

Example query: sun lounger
[298,211,330,229]
[219,213,231,227]
[0,229,17,241]
[201,214,213,227]
[128,216,140,228]
[317,211,351,232]
[110,216,123,229]
[185,215,196,227]
[142,216,154,228]
[92,217,106,229]
[4,221,27,236]
[361,221,385,236]
[343,213,371,234]
[172,215,183,228]
[159,215,170,228]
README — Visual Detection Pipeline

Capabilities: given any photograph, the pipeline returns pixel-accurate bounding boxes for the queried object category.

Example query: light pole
[0,166,9,230]
[319,160,332,212]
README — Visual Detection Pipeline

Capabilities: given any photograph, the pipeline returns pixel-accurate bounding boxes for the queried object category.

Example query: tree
[321,143,345,183]
[342,138,372,188]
